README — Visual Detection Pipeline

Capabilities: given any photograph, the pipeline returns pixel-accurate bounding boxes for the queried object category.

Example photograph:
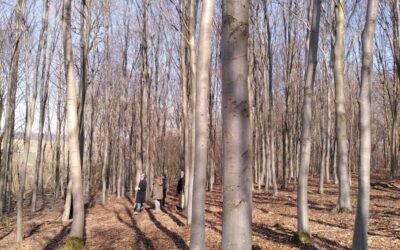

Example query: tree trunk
[352,0,378,248]
[62,178,72,221]
[63,0,85,242]
[78,0,92,170]
[54,76,63,199]
[13,0,27,240]
[189,0,213,248]
[140,0,150,201]
[333,0,351,211]
[297,0,322,237]
[318,134,325,194]
[221,0,252,249]
[187,0,198,225]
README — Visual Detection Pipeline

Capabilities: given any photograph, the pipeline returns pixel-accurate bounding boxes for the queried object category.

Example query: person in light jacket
[153,176,164,212]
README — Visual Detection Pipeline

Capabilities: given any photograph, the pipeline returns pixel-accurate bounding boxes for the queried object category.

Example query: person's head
[180,170,184,178]
[157,175,163,184]
[140,173,146,180]
[162,173,166,179]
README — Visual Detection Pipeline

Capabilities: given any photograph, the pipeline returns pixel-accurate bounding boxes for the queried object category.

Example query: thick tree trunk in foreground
[352,0,378,249]
[63,0,85,242]
[189,0,213,248]
[221,0,252,249]
[333,0,351,212]
[297,0,322,237]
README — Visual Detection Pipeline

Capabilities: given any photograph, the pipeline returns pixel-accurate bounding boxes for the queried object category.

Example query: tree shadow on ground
[254,222,351,250]
[277,213,348,230]
[43,224,70,250]
[253,223,310,249]
[24,222,43,238]
[115,206,156,249]
[161,206,185,227]
[145,208,188,249]
[204,218,222,234]
[204,208,222,218]
[0,230,12,241]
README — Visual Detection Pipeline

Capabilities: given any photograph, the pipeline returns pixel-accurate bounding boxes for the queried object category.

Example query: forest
[0,0,399,249]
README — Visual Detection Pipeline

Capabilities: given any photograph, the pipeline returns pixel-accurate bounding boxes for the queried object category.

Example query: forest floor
[1,174,400,250]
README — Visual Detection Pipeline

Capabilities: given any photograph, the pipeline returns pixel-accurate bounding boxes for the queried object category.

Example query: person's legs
[155,199,161,211]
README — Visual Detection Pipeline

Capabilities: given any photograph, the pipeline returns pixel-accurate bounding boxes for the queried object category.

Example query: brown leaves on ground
[1,175,399,249]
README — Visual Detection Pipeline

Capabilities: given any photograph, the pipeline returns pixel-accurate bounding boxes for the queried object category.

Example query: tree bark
[189,0,213,248]
[352,0,378,248]
[333,0,351,211]
[187,0,198,225]
[13,0,27,240]
[63,0,85,240]
[297,0,322,236]
[221,0,252,249]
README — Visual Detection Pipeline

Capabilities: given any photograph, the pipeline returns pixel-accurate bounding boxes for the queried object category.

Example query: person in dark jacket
[161,173,168,206]
[134,173,147,214]
[176,170,184,211]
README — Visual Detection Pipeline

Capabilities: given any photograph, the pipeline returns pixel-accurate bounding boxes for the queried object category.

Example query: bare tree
[63,0,85,246]
[297,0,322,240]
[14,0,27,240]
[221,0,252,249]
[333,0,351,212]
[352,0,379,249]
[189,0,214,248]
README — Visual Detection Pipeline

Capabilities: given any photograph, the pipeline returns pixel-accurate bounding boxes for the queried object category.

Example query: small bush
[293,231,311,245]
[65,236,84,250]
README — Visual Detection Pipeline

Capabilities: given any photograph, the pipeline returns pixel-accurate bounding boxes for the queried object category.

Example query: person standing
[176,170,185,211]
[134,173,147,214]
[153,176,164,212]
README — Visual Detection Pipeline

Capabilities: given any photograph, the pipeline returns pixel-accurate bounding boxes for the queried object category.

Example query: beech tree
[189,0,214,248]
[221,0,252,249]
[297,0,322,239]
[62,0,85,246]
[352,0,379,248]
[333,0,351,212]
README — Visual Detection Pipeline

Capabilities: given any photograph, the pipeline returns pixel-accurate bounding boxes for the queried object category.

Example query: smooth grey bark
[78,0,92,169]
[189,0,213,248]
[62,0,85,239]
[62,178,72,222]
[333,0,351,211]
[318,133,325,194]
[13,0,26,241]
[187,0,198,225]
[297,0,322,235]
[352,0,378,249]
[221,0,252,249]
